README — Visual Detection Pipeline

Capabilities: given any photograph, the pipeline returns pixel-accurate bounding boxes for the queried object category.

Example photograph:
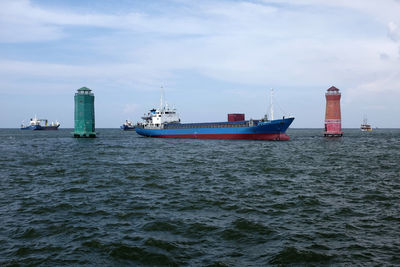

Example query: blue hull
[120,125,135,131]
[135,117,294,140]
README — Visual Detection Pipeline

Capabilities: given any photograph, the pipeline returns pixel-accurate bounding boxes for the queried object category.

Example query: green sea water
[0,128,399,266]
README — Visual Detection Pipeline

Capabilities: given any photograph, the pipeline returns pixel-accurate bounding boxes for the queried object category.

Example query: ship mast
[270,88,274,121]
[363,114,368,125]
[160,86,165,111]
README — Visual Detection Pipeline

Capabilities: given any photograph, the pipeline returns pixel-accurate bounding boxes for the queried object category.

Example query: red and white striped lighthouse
[324,86,343,137]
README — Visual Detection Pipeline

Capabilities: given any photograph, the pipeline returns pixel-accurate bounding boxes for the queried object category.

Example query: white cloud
[271,0,400,23]
[2,0,400,88]
[388,22,400,41]
[0,0,214,43]
[0,59,168,93]
[0,0,121,27]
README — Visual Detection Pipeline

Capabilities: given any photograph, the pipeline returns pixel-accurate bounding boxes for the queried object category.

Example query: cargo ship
[21,115,60,130]
[120,120,135,130]
[135,92,294,140]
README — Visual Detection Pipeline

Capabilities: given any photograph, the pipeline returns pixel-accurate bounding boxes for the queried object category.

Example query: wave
[269,247,335,264]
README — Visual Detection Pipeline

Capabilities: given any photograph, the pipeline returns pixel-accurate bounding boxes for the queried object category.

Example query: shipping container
[228,113,245,122]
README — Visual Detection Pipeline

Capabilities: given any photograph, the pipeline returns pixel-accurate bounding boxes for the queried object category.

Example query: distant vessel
[120,120,135,130]
[361,117,372,132]
[135,90,294,140]
[21,115,60,130]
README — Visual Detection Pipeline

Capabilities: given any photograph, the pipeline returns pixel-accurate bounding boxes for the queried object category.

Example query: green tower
[73,87,96,138]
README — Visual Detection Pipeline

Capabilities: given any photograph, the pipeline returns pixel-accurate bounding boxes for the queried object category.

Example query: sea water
[0,128,399,265]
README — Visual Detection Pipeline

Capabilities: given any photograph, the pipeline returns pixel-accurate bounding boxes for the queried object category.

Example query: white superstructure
[139,101,180,129]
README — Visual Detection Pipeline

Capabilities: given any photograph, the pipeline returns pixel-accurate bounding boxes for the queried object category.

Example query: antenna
[160,86,164,110]
[270,88,274,120]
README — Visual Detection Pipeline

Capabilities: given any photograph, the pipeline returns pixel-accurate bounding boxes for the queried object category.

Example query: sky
[1,0,400,128]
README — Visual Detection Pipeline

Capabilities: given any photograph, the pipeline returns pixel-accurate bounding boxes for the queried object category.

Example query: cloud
[0,0,215,43]
[0,0,100,42]
[0,59,168,94]
[1,0,400,104]
[380,53,390,60]
[0,0,125,27]
[272,0,400,23]
[388,22,400,41]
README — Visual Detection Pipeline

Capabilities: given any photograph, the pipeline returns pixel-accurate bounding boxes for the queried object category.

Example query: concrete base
[72,132,96,138]
[324,132,343,137]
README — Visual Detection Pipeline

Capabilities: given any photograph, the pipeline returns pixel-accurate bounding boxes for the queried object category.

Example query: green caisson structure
[73,87,96,138]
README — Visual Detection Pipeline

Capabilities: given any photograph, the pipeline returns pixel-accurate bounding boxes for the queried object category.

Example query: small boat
[21,115,60,130]
[120,120,135,130]
[361,116,372,132]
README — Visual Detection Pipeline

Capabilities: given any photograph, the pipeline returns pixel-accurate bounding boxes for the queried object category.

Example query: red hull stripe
[151,133,290,140]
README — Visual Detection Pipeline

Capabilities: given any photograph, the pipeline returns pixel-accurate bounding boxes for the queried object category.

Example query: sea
[0,128,399,266]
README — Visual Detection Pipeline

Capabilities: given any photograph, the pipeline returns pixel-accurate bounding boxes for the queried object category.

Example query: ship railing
[326,91,340,95]
[142,123,164,129]
[164,121,258,129]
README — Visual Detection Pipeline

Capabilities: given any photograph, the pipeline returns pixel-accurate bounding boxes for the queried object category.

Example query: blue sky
[1,0,400,128]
